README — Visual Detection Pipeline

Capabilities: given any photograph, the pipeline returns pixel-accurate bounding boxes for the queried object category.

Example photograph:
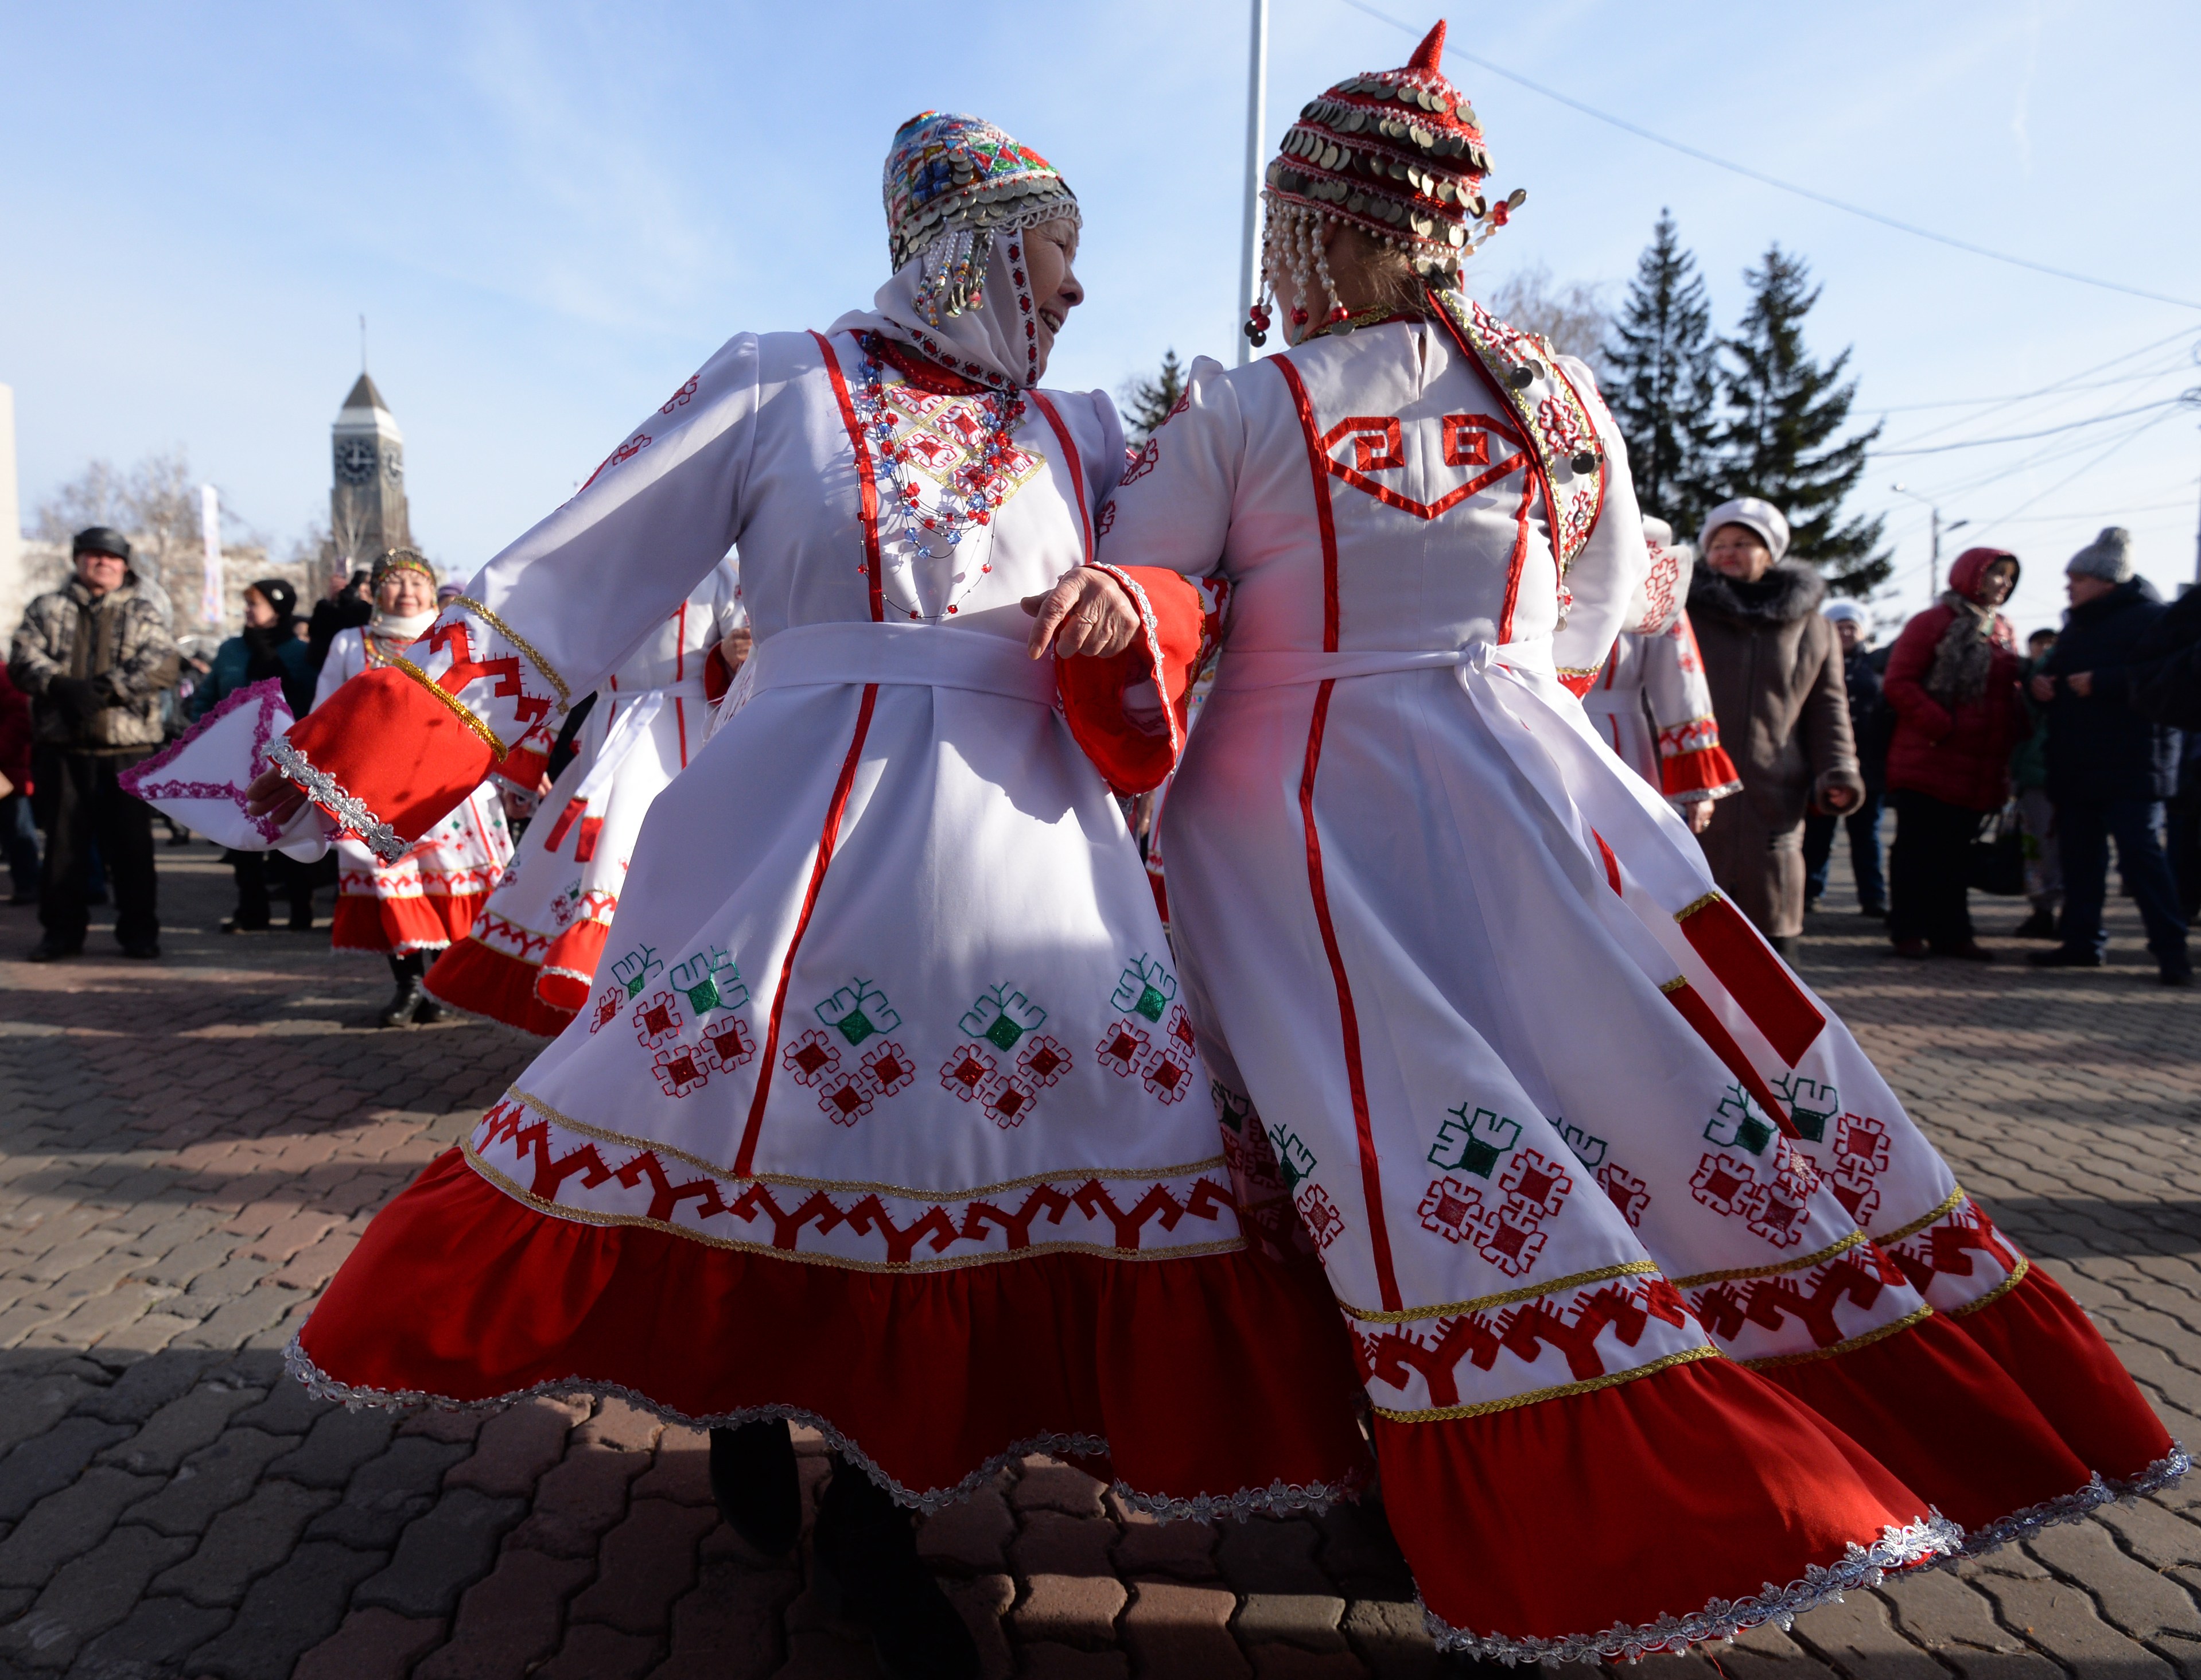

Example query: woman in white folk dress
[1058,24,2177,1661]
[316,549,514,1028]
[423,558,747,1037]
[250,114,1368,1679]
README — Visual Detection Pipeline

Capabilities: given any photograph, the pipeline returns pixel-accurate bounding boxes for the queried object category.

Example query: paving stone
[441,1393,588,1498]
[920,1483,1017,1574]
[126,1428,294,1537]
[1014,1574,1129,1651]
[1250,1650,1368,1679]
[1789,1589,1955,1680]
[536,1621,660,1679]
[505,1441,647,1558]
[352,1489,527,1620]
[184,1541,387,1680]
[943,1570,1016,1680]
[153,1478,339,1607]
[1217,1518,1331,1595]
[263,1406,396,1490]
[1014,1457,1108,1518]
[632,1422,713,1505]
[573,1395,662,1455]
[290,1606,449,1680]
[396,1405,485,1446]
[411,1546,593,1679]
[0,1468,165,1590]
[225,1377,330,1438]
[647,1554,806,1679]
[1879,1568,2064,1678]
[66,1590,231,1678]
[1340,1599,1438,1679]
[767,1626,880,1678]
[68,1353,220,1426]
[1013,1509,1118,1578]
[95,1382,263,1476]
[1311,1500,1412,1598]
[1111,1507,1219,1581]
[0,1418,134,1523]
[2028,1516,2201,1643]
[0,1522,194,1670]
[565,1496,718,1634]
[1970,1567,2177,1677]
[1236,1593,1348,1651]
[1122,1579,1250,1678]
[305,1434,474,1549]
[1716,1619,1844,1679]
[0,1372,96,1457]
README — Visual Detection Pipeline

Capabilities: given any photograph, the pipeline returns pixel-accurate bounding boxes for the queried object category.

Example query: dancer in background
[317,549,514,1026]
[1580,518,1739,829]
[424,558,746,1037]
[1061,22,2177,1661]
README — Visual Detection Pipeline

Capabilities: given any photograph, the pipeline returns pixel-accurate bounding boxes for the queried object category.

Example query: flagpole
[1236,0,1269,365]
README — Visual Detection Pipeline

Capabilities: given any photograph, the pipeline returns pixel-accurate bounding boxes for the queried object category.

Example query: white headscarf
[829,230,1053,392]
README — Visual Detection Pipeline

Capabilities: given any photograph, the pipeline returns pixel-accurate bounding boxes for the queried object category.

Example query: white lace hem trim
[269,738,406,864]
[282,1333,1364,1519]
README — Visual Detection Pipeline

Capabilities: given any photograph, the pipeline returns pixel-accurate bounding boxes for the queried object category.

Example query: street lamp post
[1236,0,1270,367]
[1892,483,1968,598]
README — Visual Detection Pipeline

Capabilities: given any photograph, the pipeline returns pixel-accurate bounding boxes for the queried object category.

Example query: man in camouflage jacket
[7,527,178,959]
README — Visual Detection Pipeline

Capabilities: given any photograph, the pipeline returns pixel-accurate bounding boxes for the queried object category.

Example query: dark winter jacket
[1881,548,2029,812]
[0,666,31,792]
[1842,644,1889,792]
[8,573,180,753]
[2129,584,2201,732]
[2041,576,2179,804]
[1687,561,1865,831]
[195,623,315,721]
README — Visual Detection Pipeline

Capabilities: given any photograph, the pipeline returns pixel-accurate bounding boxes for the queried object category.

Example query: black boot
[812,1456,978,1680]
[2012,907,2059,939]
[709,1418,802,1557]
[413,948,445,1022]
[380,954,426,1027]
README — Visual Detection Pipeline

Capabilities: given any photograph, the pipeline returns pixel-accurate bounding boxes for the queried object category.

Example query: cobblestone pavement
[0,841,2196,1679]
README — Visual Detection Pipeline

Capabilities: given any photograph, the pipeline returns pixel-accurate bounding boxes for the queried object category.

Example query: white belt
[571,676,708,803]
[725,621,1060,718]
[1218,631,1556,690]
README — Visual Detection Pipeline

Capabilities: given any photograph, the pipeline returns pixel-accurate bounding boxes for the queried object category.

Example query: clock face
[382,450,405,485]
[335,438,378,485]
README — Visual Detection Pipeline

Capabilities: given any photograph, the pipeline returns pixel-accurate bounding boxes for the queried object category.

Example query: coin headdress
[370,547,436,590]
[882,112,1082,329]
[1250,21,1525,344]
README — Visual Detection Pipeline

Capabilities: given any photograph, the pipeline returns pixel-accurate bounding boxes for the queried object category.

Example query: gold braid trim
[1947,1253,2029,1317]
[1674,890,1722,921]
[390,654,509,759]
[1740,1304,1932,1370]
[1669,1228,1868,1289]
[1337,1260,1663,1325]
[1872,1184,1969,1247]
[1659,975,1689,994]
[454,596,571,707]
[1372,1343,1720,1423]
[461,1142,1245,1273]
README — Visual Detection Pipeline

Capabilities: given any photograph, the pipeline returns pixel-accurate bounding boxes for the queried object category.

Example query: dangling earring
[1244,299,1272,347]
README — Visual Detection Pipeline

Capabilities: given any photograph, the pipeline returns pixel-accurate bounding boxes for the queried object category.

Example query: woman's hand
[1023,567,1140,660]
[245,767,308,824]
[1822,785,1858,814]
[2029,673,2058,702]
[1687,800,1716,834]
[2066,670,2094,698]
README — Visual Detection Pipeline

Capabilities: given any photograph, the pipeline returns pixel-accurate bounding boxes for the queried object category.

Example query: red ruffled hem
[422,938,576,1038]
[534,919,612,1013]
[1953,1265,2175,1483]
[331,892,489,954]
[1661,743,1743,800]
[1755,1313,2091,1534]
[1379,1355,1951,1659]
[294,1150,1374,1513]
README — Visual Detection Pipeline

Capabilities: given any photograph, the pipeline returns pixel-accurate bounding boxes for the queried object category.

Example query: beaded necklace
[851,332,1028,566]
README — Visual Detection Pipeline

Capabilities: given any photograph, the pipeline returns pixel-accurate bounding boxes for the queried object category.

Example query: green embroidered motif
[1773,1073,1838,1143]
[1704,1084,1775,1154]
[1551,1117,1607,1170]
[960,983,1047,1052]
[1212,1081,1254,1135]
[1429,1105,1521,1177]
[1266,1123,1317,1192]
[816,979,901,1047]
[1111,954,1177,1024]
[670,947,748,1017]
[610,946,663,1001]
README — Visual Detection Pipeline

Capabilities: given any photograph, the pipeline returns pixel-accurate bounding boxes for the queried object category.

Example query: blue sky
[4,0,2198,637]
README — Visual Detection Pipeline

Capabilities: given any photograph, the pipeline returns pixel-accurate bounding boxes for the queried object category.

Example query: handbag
[1966,801,2027,896]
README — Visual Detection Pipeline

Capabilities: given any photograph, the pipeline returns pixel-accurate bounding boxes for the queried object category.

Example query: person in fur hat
[1687,497,1864,952]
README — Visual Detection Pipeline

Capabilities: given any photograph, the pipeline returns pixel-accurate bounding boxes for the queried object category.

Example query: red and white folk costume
[266,114,1369,1519]
[1071,24,2180,1662]
[1581,530,1742,808]
[316,613,513,956]
[425,559,746,1037]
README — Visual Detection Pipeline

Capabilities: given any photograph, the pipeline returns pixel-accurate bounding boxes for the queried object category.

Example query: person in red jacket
[1882,546,2028,959]
[0,666,33,903]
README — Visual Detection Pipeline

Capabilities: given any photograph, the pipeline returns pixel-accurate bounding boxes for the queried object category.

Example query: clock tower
[329,372,410,567]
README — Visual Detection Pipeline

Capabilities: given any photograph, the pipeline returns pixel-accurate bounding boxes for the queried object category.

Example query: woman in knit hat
[315,549,514,1025]
[247,112,1367,1679]
[1068,22,2178,1661]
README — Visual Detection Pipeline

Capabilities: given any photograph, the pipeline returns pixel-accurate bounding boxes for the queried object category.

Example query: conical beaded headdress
[882,112,1081,328]
[1254,21,1524,340]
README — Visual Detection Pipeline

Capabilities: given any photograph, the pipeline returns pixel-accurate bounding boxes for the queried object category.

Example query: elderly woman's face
[378,569,435,617]
[1706,524,1775,582]
[1020,219,1083,378]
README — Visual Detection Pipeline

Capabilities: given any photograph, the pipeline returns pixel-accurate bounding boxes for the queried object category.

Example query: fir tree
[1716,244,1887,594]
[1121,349,1188,444]
[1603,211,1721,532]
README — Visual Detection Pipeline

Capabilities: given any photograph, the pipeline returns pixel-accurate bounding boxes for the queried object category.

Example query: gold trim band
[1674,890,1721,922]
[391,654,510,759]
[463,1144,1247,1273]
[1740,1304,1931,1370]
[501,1086,1229,1202]
[455,596,571,706]
[1947,1253,2029,1317]
[1872,1184,1968,1248]
[1659,975,1688,994]
[1337,1260,1663,1325]
[1372,1343,1721,1424]
[1670,1228,1867,1290]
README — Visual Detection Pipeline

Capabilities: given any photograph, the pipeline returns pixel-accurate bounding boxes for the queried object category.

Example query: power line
[1861,367,2190,415]
[1872,401,2181,457]
[1965,409,2186,540]
[1880,332,2199,449]
[1337,0,2201,313]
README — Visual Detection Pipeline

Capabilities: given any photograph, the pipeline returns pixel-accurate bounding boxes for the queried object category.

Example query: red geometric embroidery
[633,990,684,1049]
[860,1042,915,1097]
[1097,1020,1149,1076]
[1359,1277,1693,1409]
[1017,1035,1071,1088]
[939,1044,1001,1103]
[1690,1145,1817,1250]
[1885,1200,2021,1296]
[985,1079,1039,1129]
[1419,1177,1484,1245]
[1597,1162,1650,1227]
[659,374,700,414]
[1297,1183,1346,1252]
[783,1029,841,1088]
[425,620,553,732]
[652,1045,708,1098]
[701,1017,757,1074]
[1140,1044,1192,1104]
[817,1073,873,1126]
[1689,1247,1908,1349]
[1317,410,1528,520]
[1472,1148,1573,1278]
[590,986,623,1035]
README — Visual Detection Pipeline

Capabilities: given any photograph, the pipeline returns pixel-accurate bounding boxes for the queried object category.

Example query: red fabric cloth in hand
[1054,565,1213,796]
[283,666,495,845]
